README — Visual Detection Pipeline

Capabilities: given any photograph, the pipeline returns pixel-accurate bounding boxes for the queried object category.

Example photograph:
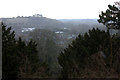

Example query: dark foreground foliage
[58,28,120,78]
[2,22,49,79]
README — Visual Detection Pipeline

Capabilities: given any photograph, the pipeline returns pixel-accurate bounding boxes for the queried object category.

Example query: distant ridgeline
[0,14,67,32]
[0,14,119,41]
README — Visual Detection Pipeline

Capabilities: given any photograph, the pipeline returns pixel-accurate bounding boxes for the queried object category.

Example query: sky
[0,0,118,19]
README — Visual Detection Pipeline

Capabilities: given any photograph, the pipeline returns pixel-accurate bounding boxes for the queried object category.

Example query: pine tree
[17,38,41,77]
[58,28,112,78]
[2,22,47,78]
[98,4,120,30]
[98,2,120,75]
[2,22,20,79]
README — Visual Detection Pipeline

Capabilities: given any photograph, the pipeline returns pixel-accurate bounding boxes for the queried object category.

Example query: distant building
[55,31,64,34]
[33,14,43,17]
[21,28,35,32]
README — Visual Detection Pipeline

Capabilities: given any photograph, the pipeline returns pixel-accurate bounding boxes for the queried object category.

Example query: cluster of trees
[58,28,120,78]
[29,29,62,77]
[2,23,49,79]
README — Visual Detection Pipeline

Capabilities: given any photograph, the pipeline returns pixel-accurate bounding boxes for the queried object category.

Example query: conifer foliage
[2,22,42,79]
[2,22,19,79]
[58,28,109,77]
[98,4,120,30]
[58,28,120,78]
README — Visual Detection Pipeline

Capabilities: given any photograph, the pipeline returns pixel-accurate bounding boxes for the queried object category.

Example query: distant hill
[1,16,112,42]
[0,16,101,31]
[0,16,108,35]
[0,16,67,32]
[57,19,99,25]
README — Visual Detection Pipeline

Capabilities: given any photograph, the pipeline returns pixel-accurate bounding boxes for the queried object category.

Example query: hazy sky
[0,0,117,19]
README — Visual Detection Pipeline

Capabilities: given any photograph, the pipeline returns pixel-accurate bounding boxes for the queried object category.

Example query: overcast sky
[0,0,117,19]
